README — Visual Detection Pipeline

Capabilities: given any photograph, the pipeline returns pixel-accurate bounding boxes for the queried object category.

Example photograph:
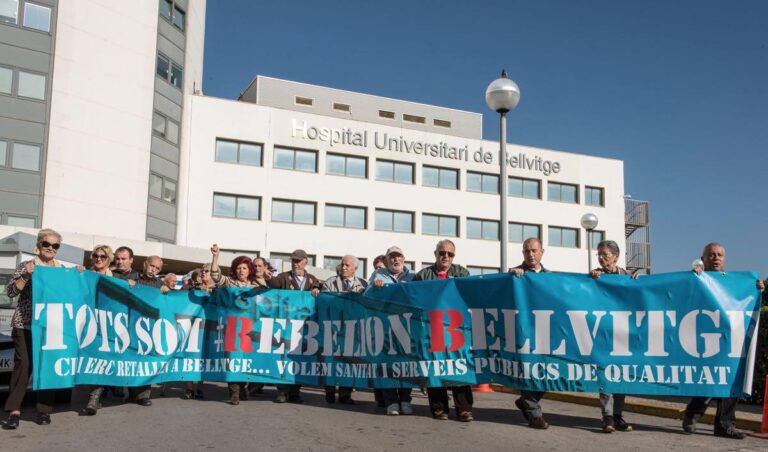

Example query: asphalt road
[2,384,766,451]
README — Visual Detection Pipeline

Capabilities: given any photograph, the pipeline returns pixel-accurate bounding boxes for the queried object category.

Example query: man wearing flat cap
[269,249,321,403]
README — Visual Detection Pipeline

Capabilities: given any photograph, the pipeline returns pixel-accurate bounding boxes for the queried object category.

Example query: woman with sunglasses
[82,245,114,415]
[3,229,63,429]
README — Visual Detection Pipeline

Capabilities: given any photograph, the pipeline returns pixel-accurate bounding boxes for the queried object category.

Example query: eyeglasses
[201,269,210,273]
[40,241,61,250]
[91,254,108,260]
[436,251,455,258]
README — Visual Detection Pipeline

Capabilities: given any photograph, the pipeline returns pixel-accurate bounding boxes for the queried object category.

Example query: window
[22,2,49,32]
[467,171,499,194]
[467,218,499,240]
[172,4,185,30]
[433,119,451,128]
[323,256,367,278]
[0,66,11,94]
[295,96,313,106]
[333,102,350,112]
[0,140,6,166]
[422,165,458,189]
[17,71,45,100]
[271,252,316,267]
[325,204,366,229]
[148,173,176,203]
[379,110,395,119]
[156,53,183,90]
[548,182,579,203]
[326,153,366,178]
[468,266,499,276]
[159,0,171,20]
[375,209,414,233]
[213,193,261,220]
[11,143,40,171]
[508,177,541,199]
[6,215,35,228]
[508,222,541,243]
[152,111,179,144]
[403,114,425,124]
[404,261,415,271]
[273,146,317,172]
[375,160,413,184]
[220,249,259,257]
[160,1,185,31]
[549,226,579,248]
[0,0,18,24]
[422,214,458,237]
[170,62,183,89]
[272,199,316,224]
[585,186,604,207]
[589,230,605,249]
[215,139,263,166]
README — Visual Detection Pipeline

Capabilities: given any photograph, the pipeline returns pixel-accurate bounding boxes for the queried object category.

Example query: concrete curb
[489,385,763,432]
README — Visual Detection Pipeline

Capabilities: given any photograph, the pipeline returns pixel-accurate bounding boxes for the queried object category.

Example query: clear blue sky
[202,0,768,276]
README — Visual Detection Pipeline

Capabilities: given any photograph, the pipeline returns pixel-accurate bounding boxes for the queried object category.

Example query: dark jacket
[268,271,321,291]
[511,262,551,273]
[414,263,470,281]
[112,268,140,281]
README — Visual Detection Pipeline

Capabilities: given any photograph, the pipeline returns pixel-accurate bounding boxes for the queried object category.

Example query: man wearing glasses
[414,240,474,422]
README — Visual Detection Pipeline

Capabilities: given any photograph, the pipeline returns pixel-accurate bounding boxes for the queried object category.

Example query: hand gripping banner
[31,267,761,397]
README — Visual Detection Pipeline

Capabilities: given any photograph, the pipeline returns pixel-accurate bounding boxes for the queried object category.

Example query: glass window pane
[162,179,176,203]
[156,54,170,80]
[346,156,366,178]
[11,143,40,171]
[17,71,45,100]
[562,184,576,203]
[0,0,19,24]
[171,63,183,89]
[325,205,345,227]
[345,207,365,229]
[508,178,523,197]
[509,223,523,242]
[376,161,393,181]
[524,180,539,199]
[468,266,482,276]
[273,148,295,169]
[166,120,179,144]
[323,256,341,273]
[23,3,50,32]
[7,215,35,228]
[523,224,540,241]
[466,173,482,192]
[394,163,413,184]
[172,5,185,30]
[237,197,260,219]
[483,221,499,240]
[152,112,165,135]
[422,167,439,187]
[563,229,578,247]
[422,214,438,235]
[294,150,316,172]
[293,202,315,224]
[326,155,345,176]
[393,212,412,232]
[0,66,11,94]
[149,174,163,198]
[482,174,499,193]
[0,140,6,166]
[375,210,392,231]
[440,169,457,189]
[467,219,482,239]
[239,143,262,166]
[548,183,561,201]
[215,140,238,163]
[356,258,366,278]
[271,200,293,222]
[213,194,236,217]
[159,0,171,19]
[548,228,561,246]
[439,216,457,237]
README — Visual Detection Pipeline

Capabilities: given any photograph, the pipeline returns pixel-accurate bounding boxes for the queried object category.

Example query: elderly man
[682,243,765,439]
[269,249,321,403]
[509,237,551,429]
[320,255,368,404]
[414,240,474,422]
[368,246,415,415]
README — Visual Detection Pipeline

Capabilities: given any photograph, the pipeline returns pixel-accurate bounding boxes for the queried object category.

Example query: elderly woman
[210,244,259,405]
[590,240,638,433]
[2,229,64,429]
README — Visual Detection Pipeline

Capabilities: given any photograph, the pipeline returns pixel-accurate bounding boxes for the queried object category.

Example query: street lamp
[486,70,520,272]
[581,213,599,271]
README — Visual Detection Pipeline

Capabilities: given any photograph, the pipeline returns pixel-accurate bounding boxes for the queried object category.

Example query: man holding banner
[682,243,765,439]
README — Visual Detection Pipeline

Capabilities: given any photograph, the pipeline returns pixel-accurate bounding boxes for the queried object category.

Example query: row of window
[0,65,47,101]
[0,0,51,32]
[214,139,605,206]
[210,193,604,249]
[159,0,185,31]
[0,139,40,171]
[293,96,452,129]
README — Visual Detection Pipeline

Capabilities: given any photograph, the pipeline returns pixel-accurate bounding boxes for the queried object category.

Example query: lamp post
[486,70,520,273]
[581,213,599,271]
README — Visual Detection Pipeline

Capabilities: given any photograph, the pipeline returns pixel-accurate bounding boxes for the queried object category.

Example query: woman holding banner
[183,264,214,400]
[2,229,64,429]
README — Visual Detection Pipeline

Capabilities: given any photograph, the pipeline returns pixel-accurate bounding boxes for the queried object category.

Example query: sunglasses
[40,241,61,250]
[201,269,210,273]
[436,251,455,258]
[91,254,108,260]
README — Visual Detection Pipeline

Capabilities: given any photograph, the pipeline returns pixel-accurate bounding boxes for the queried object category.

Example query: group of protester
[2,228,765,440]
